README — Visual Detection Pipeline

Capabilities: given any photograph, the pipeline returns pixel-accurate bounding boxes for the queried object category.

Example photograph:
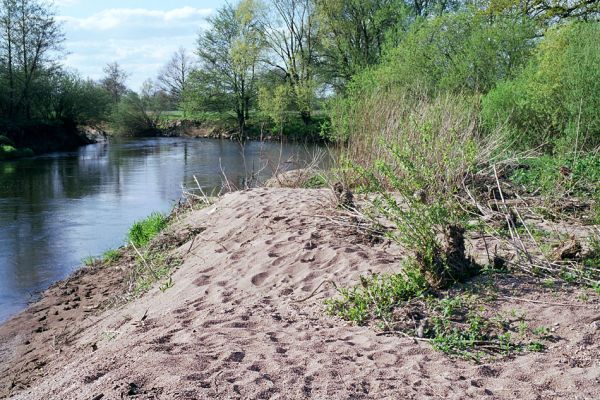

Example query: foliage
[196,0,264,135]
[258,84,291,133]
[157,48,195,105]
[314,0,435,88]
[327,277,549,359]
[259,0,319,121]
[482,22,600,151]
[509,154,600,198]
[325,271,427,325]
[344,10,535,99]
[0,135,15,146]
[127,212,168,248]
[0,144,33,160]
[0,0,64,120]
[101,62,129,104]
[109,81,168,136]
[43,72,112,124]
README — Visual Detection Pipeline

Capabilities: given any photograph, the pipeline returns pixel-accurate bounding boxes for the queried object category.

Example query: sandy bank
[1,188,599,399]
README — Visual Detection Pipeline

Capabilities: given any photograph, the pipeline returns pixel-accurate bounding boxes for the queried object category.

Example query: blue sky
[55,0,227,89]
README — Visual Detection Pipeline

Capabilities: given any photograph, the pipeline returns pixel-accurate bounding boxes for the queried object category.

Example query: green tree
[196,0,264,136]
[110,80,167,135]
[259,0,319,123]
[0,0,64,119]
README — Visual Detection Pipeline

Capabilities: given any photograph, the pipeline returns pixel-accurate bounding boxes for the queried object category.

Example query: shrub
[482,22,600,151]
[510,154,600,198]
[0,135,15,147]
[128,212,168,248]
[0,145,34,160]
[334,88,486,288]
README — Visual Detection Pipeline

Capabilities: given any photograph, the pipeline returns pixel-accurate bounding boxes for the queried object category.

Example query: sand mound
[1,188,599,399]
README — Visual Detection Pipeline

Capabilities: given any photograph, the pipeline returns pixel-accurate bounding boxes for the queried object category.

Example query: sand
[1,188,599,399]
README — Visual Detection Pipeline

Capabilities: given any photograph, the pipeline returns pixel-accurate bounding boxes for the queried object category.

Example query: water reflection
[0,137,323,322]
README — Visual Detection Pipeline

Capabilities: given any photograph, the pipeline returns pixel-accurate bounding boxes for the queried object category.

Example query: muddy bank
[1,188,599,399]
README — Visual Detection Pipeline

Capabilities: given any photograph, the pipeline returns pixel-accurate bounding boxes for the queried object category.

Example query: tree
[0,0,64,119]
[110,79,168,135]
[259,0,319,123]
[181,69,232,115]
[101,62,129,104]
[484,0,600,21]
[314,0,407,88]
[157,47,195,105]
[196,0,264,136]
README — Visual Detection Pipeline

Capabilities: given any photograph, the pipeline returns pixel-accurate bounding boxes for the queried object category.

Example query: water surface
[0,137,323,322]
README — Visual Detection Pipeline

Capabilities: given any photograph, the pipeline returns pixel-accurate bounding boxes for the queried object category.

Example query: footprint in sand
[251,272,269,286]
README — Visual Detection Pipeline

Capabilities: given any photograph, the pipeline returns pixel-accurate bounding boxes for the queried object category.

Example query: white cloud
[57,6,213,90]
[58,7,212,31]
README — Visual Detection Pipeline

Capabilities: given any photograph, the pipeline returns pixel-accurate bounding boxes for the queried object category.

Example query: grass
[82,256,97,267]
[325,268,428,325]
[128,212,168,248]
[130,252,182,298]
[327,273,551,360]
[510,154,600,223]
[103,249,121,263]
[302,174,328,189]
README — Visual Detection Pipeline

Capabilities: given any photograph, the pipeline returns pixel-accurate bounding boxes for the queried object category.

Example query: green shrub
[0,145,18,159]
[326,271,428,325]
[482,22,600,151]
[0,145,33,160]
[128,212,168,248]
[510,154,600,198]
[0,135,15,147]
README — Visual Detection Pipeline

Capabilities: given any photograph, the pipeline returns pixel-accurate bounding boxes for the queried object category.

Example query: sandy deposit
[1,188,599,399]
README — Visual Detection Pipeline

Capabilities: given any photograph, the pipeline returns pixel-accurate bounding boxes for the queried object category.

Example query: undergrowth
[327,273,550,360]
[130,252,182,298]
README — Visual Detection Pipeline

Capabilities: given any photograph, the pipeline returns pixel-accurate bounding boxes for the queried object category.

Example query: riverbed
[0,137,323,322]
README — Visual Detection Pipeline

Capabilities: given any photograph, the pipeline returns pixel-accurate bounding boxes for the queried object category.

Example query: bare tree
[157,47,195,104]
[101,61,129,103]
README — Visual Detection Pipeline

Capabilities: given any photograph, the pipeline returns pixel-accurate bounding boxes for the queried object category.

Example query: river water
[0,137,324,322]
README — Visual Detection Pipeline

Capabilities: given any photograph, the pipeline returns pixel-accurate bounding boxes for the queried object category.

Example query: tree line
[1,0,598,143]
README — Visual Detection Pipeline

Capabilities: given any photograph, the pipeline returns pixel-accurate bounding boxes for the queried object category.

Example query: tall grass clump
[128,212,168,248]
[332,88,491,288]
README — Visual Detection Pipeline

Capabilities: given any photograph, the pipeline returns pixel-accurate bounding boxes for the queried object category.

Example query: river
[0,137,324,322]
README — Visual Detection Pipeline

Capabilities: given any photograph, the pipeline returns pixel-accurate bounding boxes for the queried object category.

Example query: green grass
[510,154,600,199]
[131,252,182,298]
[325,269,428,325]
[327,273,551,359]
[127,212,168,248]
[103,249,121,263]
[302,174,328,189]
[82,256,97,266]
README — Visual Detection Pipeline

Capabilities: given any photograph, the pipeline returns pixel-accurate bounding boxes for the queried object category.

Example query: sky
[55,0,227,90]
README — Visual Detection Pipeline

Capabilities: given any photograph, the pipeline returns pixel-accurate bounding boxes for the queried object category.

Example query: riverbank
[1,188,599,399]
[158,114,329,143]
[0,122,107,160]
